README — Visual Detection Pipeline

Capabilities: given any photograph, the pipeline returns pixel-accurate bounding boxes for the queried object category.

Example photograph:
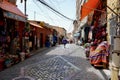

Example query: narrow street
[0,44,107,80]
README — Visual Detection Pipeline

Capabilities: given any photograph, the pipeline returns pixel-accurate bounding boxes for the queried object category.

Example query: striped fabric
[89,41,109,65]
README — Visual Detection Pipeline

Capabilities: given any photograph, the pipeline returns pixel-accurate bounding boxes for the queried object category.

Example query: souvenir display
[0,18,22,70]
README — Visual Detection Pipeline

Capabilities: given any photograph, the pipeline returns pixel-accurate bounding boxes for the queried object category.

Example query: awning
[29,22,43,29]
[0,1,26,22]
[80,0,100,21]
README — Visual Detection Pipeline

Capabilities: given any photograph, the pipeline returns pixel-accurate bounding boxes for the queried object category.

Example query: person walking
[62,37,67,48]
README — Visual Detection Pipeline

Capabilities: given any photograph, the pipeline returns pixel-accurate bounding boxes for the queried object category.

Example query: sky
[16,0,76,33]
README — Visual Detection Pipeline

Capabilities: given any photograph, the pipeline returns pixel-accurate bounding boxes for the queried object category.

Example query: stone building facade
[107,0,120,80]
[107,0,120,48]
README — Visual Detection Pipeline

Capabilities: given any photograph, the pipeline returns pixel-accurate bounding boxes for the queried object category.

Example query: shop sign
[3,11,26,22]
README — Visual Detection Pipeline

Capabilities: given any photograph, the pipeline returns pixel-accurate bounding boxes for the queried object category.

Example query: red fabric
[80,0,100,21]
[0,1,26,17]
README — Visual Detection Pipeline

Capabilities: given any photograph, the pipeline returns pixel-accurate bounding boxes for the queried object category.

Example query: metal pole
[24,0,29,52]
[34,11,36,20]
[24,0,27,16]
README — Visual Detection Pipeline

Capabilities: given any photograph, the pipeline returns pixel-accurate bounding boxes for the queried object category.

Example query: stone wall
[107,0,119,47]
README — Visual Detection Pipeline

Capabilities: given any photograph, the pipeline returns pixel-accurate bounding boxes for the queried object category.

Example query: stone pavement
[102,69,111,79]
[24,56,80,80]
[102,63,120,80]
[0,44,109,80]
[80,46,111,80]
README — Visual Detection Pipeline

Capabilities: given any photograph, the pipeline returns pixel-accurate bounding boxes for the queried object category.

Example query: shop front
[91,1,108,68]
[80,0,109,68]
[0,1,26,70]
[29,22,44,51]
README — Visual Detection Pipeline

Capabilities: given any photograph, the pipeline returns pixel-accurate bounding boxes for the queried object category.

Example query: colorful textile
[89,41,109,65]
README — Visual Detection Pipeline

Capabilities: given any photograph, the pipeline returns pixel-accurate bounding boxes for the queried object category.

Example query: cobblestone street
[0,44,107,80]
[24,56,80,80]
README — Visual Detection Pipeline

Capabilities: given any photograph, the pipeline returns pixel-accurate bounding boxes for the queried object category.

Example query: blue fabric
[53,36,57,43]
[62,39,67,44]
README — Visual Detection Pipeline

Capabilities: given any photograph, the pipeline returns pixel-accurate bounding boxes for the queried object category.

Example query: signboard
[3,11,26,22]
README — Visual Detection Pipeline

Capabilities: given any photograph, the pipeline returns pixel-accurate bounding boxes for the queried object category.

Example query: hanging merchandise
[25,32,29,39]
[0,21,4,26]
[88,29,92,40]
[0,57,5,71]
[25,22,30,32]
[99,9,107,26]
